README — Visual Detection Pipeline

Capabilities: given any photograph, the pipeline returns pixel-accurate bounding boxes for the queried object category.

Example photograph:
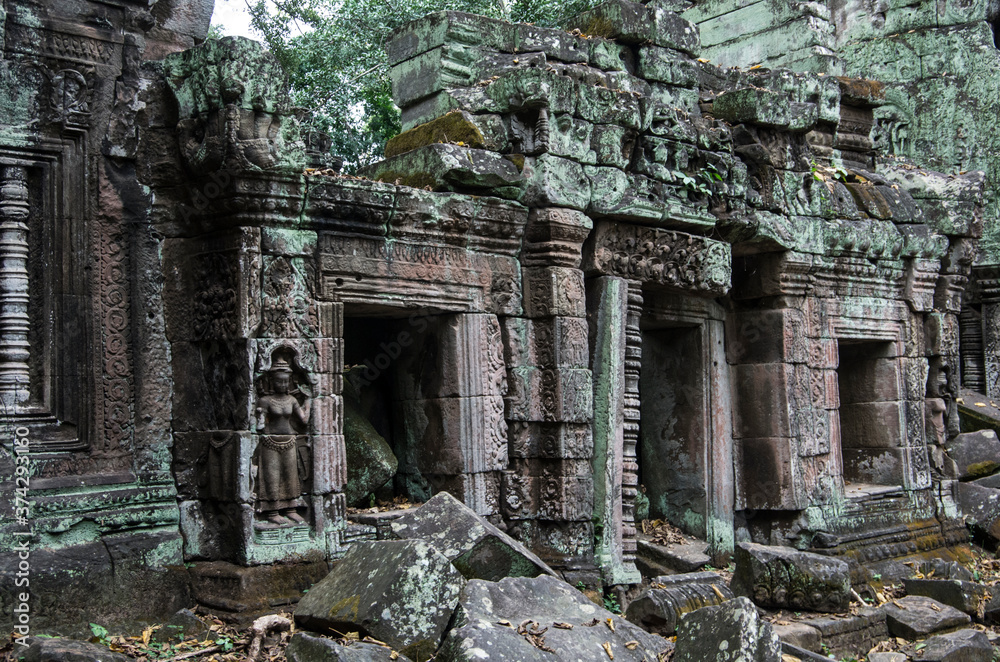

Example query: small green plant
[89,623,109,646]
[872,572,882,581]
[603,591,622,614]
[215,636,234,652]
[575,581,586,591]
[368,493,376,508]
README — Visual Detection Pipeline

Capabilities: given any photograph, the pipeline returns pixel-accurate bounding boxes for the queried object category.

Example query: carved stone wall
[0,0,989,630]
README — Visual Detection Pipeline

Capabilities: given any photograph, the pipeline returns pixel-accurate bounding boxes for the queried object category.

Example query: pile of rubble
[15,492,1000,662]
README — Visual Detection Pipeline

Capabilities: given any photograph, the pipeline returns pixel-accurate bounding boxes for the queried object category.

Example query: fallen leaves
[602,641,615,659]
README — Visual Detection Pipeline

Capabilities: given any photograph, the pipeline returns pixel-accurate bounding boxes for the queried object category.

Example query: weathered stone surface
[867,654,907,662]
[390,491,555,581]
[16,638,134,662]
[636,539,711,573]
[731,542,851,613]
[286,633,413,662]
[903,578,991,617]
[362,144,524,198]
[295,540,465,660]
[713,88,790,128]
[673,596,781,662]
[343,381,398,507]
[385,111,508,158]
[945,429,1000,479]
[954,482,1000,541]
[625,572,734,635]
[772,622,822,652]
[882,596,971,640]
[920,629,993,662]
[438,574,671,661]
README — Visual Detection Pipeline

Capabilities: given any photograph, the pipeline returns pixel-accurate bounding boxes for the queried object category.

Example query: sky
[209,0,262,39]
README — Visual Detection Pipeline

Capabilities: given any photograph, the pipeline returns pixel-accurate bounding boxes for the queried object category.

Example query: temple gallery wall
[2,0,1000,630]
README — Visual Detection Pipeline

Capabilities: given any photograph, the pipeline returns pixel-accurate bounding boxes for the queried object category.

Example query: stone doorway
[341,308,507,517]
[836,340,905,489]
[639,324,709,538]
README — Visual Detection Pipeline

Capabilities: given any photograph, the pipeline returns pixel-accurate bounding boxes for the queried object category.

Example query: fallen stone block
[805,608,887,658]
[920,628,992,662]
[343,391,398,507]
[286,632,413,662]
[731,542,851,613]
[867,653,907,662]
[625,571,733,635]
[673,596,781,662]
[16,638,134,662]
[882,595,970,640]
[390,491,555,581]
[437,574,670,661]
[295,539,465,661]
[637,538,710,573]
[945,429,1000,479]
[772,621,822,652]
[954,482,1000,542]
[903,578,990,617]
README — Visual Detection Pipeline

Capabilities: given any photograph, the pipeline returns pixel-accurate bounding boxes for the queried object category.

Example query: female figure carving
[255,354,312,526]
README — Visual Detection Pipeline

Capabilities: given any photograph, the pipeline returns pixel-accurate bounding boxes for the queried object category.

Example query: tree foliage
[245,0,601,171]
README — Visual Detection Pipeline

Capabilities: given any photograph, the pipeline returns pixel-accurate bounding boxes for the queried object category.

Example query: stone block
[839,401,905,449]
[295,540,465,660]
[524,207,593,268]
[638,46,699,86]
[545,113,596,164]
[945,429,1000,479]
[839,358,902,403]
[731,542,851,613]
[903,579,991,617]
[564,0,655,44]
[485,69,578,115]
[515,24,589,64]
[16,638,135,662]
[954,482,1000,542]
[713,88,790,128]
[438,574,670,662]
[520,154,592,211]
[390,491,555,581]
[576,84,642,128]
[397,396,507,475]
[386,11,515,66]
[637,539,710,573]
[361,144,524,199]
[841,447,905,485]
[591,124,637,169]
[625,575,734,635]
[522,266,587,318]
[385,111,508,158]
[506,366,593,423]
[507,421,593,460]
[882,596,970,640]
[286,632,413,661]
[920,629,992,662]
[585,167,664,222]
[651,6,700,53]
[674,596,781,662]
[589,37,634,71]
[736,437,800,510]
[726,309,809,365]
[732,363,793,438]
[772,622,822,652]
[343,398,397,507]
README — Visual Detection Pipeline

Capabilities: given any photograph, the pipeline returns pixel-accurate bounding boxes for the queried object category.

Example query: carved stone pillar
[0,166,30,408]
[622,280,642,566]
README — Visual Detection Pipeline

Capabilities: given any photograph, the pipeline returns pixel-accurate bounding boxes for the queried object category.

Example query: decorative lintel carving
[584,222,731,296]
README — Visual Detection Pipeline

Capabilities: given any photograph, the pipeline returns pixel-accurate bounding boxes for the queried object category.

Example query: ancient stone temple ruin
[3,0,1000,634]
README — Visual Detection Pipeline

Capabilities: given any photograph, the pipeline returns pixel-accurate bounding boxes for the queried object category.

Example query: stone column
[0,166,30,409]
[621,280,642,569]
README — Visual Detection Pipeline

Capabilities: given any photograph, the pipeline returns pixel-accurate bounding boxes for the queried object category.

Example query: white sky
[210,0,263,39]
